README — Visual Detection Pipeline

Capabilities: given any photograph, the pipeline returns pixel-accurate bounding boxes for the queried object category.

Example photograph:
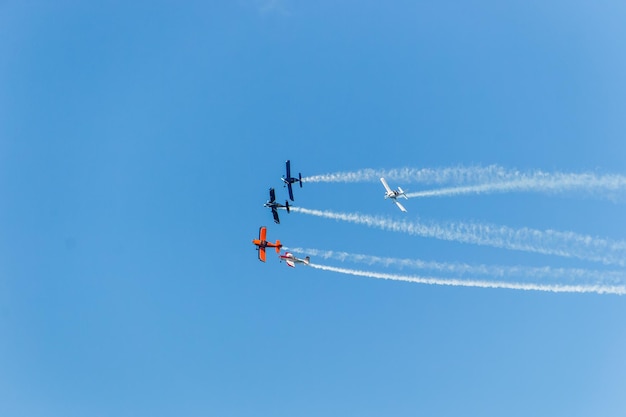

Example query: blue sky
[2,1,626,416]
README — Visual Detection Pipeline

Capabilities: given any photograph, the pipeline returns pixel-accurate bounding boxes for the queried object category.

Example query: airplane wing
[287,182,294,201]
[394,200,408,212]
[258,246,267,262]
[269,188,276,203]
[286,259,295,267]
[380,177,393,193]
[259,226,267,241]
[271,207,280,224]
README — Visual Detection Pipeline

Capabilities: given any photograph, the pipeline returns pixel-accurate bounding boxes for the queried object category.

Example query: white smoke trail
[308,263,626,295]
[303,165,626,198]
[290,207,626,266]
[405,176,626,198]
[303,165,509,184]
[285,247,626,284]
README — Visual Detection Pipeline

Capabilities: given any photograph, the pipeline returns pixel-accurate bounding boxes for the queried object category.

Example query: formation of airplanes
[254,160,309,267]
[254,161,410,266]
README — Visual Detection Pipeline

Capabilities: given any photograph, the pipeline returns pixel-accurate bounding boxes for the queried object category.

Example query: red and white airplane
[380,177,408,212]
[252,226,282,262]
[279,252,310,268]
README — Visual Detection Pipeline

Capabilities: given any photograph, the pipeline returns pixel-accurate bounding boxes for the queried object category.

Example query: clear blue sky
[2,1,626,416]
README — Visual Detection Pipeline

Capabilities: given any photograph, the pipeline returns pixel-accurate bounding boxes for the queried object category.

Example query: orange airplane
[251,226,282,262]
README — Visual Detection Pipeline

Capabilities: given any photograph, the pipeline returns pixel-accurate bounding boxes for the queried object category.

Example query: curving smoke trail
[303,165,626,198]
[308,263,626,295]
[290,207,626,266]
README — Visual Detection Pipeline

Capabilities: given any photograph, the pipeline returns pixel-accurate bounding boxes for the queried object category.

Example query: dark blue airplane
[280,160,302,201]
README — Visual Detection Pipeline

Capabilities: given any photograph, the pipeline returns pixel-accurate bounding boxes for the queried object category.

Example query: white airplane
[279,252,310,268]
[380,177,408,212]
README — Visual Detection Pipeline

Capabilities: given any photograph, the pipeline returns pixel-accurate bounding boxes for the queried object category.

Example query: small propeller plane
[263,188,290,224]
[281,159,302,201]
[252,226,282,262]
[380,177,408,212]
[279,252,310,268]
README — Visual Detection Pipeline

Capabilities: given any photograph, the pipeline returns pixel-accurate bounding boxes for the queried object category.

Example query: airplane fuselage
[264,201,281,209]
[253,239,280,247]
[385,191,405,200]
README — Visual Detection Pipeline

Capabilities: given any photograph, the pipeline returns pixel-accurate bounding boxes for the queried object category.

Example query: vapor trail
[405,176,626,198]
[303,166,512,184]
[308,264,626,295]
[303,165,626,198]
[290,207,626,266]
[285,247,626,284]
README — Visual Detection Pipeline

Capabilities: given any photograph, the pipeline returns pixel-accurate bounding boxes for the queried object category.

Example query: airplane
[263,187,290,224]
[279,251,310,268]
[251,226,282,262]
[281,159,302,201]
[380,177,408,212]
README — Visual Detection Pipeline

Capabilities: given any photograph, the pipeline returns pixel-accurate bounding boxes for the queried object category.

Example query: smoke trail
[405,176,626,198]
[285,247,626,284]
[303,166,508,184]
[290,207,626,266]
[303,165,626,197]
[308,263,626,295]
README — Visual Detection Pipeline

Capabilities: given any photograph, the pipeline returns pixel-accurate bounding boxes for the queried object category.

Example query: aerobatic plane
[279,252,310,268]
[281,159,302,201]
[251,226,282,262]
[263,188,290,224]
[380,177,408,212]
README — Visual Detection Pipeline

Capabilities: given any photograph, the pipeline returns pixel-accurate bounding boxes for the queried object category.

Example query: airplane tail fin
[305,256,310,264]
[275,240,282,253]
[398,186,408,199]
[285,201,290,213]
[299,173,302,187]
